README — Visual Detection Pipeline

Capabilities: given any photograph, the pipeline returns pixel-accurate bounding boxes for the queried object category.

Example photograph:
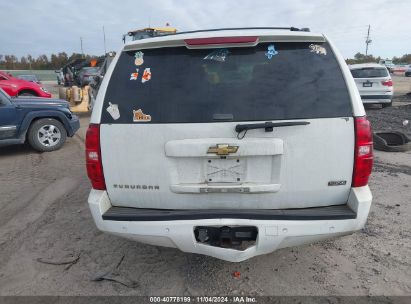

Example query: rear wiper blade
[235,121,310,133]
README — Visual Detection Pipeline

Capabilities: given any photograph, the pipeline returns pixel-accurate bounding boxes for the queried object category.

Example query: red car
[0,71,52,98]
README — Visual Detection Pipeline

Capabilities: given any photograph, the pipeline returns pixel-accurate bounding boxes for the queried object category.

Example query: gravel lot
[0,77,410,296]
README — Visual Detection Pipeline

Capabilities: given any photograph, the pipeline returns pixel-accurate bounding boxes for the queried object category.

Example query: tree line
[346,52,411,65]
[1,51,410,70]
[0,53,97,70]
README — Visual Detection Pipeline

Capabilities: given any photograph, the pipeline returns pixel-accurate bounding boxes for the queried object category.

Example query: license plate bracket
[206,158,244,183]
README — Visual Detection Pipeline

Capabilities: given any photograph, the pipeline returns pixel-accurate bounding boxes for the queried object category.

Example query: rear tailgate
[100,40,354,210]
[354,78,391,96]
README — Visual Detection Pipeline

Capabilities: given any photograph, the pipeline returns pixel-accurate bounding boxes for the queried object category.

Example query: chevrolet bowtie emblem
[207,144,239,155]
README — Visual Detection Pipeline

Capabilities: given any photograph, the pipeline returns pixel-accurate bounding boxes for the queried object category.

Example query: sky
[1,0,410,59]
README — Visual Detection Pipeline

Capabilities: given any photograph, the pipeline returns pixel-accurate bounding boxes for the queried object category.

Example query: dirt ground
[0,77,410,297]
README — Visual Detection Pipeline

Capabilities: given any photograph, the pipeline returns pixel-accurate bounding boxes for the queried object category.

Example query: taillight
[85,124,106,190]
[352,117,373,187]
[381,80,393,86]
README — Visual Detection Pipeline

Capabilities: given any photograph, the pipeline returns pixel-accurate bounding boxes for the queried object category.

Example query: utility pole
[103,26,107,55]
[365,25,372,56]
[80,37,84,58]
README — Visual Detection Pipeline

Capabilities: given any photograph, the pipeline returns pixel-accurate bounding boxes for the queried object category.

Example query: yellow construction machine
[59,85,90,113]
[122,26,177,43]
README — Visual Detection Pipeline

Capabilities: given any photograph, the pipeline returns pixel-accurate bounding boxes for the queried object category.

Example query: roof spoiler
[172,27,310,37]
[185,36,259,49]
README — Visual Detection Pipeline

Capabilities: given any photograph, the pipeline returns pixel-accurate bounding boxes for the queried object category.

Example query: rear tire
[381,101,392,108]
[373,131,411,152]
[27,118,67,152]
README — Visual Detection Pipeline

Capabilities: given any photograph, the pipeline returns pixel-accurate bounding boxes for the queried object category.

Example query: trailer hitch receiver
[194,226,258,250]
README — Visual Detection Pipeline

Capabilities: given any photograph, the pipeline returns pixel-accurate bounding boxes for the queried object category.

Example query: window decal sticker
[203,49,230,62]
[106,102,120,120]
[130,69,139,80]
[265,44,278,59]
[142,68,152,83]
[134,51,144,66]
[309,44,327,56]
[133,109,151,122]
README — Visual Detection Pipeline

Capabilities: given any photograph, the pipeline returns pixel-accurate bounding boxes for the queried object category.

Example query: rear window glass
[350,67,388,78]
[102,42,351,124]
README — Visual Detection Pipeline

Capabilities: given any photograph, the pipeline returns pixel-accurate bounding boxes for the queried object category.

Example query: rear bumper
[360,94,392,104]
[88,187,372,262]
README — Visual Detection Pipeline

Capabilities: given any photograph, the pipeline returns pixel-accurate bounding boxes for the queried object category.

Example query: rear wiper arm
[235,121,310,138]
[235,121,310,133]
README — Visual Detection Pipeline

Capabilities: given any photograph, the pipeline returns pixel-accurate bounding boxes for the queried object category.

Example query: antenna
[103,26,107,55]
[365,25,372,56]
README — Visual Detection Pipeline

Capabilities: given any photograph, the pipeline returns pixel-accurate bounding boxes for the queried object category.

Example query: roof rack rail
[171,27,310,36]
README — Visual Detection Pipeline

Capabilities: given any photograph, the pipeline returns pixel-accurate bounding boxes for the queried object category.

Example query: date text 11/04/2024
[149,296,257,303]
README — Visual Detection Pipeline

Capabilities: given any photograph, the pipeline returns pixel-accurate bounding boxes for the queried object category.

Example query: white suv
[350,63,393,107]
[86,27,373,262]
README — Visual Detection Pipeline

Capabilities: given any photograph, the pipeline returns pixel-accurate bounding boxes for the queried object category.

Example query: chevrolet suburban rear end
[86,27,373,262]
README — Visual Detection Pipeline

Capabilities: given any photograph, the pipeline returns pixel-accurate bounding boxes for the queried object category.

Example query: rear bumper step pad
[102,205,356,221]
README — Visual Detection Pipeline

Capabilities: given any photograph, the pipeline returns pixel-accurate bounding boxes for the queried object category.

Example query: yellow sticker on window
[133,109,151,122]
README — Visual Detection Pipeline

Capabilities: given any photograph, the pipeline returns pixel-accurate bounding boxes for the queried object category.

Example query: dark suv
[0,88,79,152]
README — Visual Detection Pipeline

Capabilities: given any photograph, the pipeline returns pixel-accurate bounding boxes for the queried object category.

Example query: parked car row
[55,53,115,111]
[56,54,114,88]
[377,59,411,75]
[391,64,411,74]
